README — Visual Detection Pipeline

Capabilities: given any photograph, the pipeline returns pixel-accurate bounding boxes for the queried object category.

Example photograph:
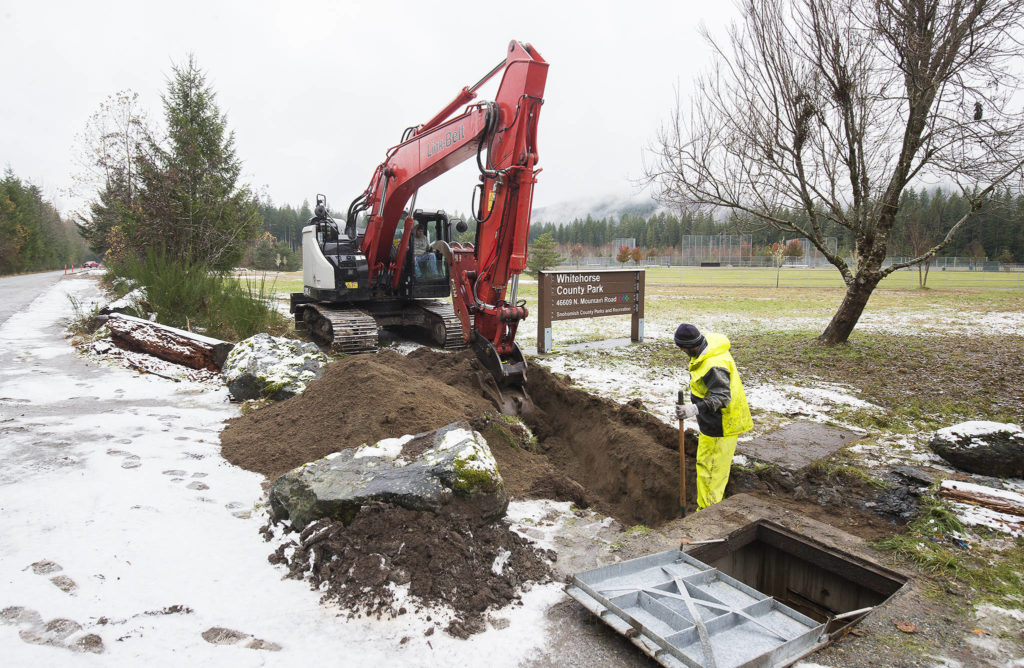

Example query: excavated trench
[220,346,697,526]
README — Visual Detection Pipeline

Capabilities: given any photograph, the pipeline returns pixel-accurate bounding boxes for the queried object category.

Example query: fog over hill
[531,193,667,225]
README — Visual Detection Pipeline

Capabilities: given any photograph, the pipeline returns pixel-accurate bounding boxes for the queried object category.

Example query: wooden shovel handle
[678,390,686,518]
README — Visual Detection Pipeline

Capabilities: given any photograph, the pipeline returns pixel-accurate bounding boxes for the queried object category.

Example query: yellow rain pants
[696,433,738,509]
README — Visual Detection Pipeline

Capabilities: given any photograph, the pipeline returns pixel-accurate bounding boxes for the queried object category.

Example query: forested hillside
[530,188,1024,262]
[0,169,89,275]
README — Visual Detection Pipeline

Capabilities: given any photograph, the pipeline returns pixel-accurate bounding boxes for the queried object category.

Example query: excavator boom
[294,42,546,406]
[349,41,548,387]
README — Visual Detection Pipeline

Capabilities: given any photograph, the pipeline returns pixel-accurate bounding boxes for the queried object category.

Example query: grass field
[240,266,1023,296]
[639,265,1023,289]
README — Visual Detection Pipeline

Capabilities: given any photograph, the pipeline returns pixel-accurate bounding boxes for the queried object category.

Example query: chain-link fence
[680,235,753,265]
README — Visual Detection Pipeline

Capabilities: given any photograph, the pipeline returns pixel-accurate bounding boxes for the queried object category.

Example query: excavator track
[418,299,469,350]
[302,304,378,354]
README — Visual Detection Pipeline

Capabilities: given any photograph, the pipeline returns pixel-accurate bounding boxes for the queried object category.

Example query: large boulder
[929,421,1024,478]
[269,421,508,530]
[222,333,328,401]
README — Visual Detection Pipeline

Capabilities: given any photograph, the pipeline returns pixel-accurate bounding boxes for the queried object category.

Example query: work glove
[675,403,698,420]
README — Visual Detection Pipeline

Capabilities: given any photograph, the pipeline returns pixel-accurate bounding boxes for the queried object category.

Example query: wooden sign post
[536,269,645,354]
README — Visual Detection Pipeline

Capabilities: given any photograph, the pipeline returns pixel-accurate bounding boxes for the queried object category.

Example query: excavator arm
[349,41,548,387]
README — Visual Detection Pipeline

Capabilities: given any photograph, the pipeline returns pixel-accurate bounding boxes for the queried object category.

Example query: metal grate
[567,550,826,668]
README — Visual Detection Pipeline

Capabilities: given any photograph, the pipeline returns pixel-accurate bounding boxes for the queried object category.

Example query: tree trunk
[105,313,234,371]
[818,274,881,344]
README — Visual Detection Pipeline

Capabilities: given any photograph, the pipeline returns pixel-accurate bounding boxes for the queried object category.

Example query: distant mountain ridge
[531,193,666,225]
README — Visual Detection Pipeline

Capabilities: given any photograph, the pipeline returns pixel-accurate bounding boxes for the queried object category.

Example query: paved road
[0,271,64,326]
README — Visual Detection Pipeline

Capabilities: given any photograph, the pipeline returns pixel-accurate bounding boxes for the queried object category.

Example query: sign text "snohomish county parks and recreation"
[536,269,645,353]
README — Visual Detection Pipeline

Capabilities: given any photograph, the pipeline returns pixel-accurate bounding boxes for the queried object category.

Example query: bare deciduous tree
[70,91,150,254]
[645,0,1024,343]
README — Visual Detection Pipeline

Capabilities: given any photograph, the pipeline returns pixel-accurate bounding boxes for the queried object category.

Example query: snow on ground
[0,277,565,667]
[934,421,1022,441]
[536,351,688,424]
[940,480,1024,537]
[745,382,877,421]
[533,343,875,428]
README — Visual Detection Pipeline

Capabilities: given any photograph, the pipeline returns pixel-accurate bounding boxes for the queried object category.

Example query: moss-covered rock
[269,421,508,530]
[222,333,328,401]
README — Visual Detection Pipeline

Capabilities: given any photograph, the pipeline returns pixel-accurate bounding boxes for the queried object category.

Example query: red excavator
[291,41,547,410]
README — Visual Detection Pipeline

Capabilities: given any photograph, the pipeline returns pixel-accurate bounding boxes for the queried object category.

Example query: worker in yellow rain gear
[674,323,753,509]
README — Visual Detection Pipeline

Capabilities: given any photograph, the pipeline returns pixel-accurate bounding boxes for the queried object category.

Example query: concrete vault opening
[688,520,907,636]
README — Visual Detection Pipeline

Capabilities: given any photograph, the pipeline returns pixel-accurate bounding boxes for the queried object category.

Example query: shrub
[112,246,285,341]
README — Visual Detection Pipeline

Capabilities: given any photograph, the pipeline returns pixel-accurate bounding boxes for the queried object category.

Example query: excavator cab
[400,210,453,298]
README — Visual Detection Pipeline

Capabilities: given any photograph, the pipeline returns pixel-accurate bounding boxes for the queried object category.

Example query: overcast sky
[0,0,738,219]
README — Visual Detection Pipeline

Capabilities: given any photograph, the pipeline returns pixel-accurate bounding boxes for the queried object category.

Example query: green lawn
[237,270,304,296]
[244,266,1023,300]
[641,266,1024,289]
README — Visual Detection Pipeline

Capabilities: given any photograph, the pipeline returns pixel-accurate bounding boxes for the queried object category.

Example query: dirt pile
[220,349,493,481]
[221,347,696,524]
[223,347,697,636]
[265,500,554,638]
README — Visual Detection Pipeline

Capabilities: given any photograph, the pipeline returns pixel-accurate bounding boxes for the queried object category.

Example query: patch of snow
[947,502,1023,537]
[977,604,1024,624]
[746,381,877,422]
[934,421,1022,441]
[354,435,414,460]
[732,454,750,467]
[491,549,512,575]
[437,427,477,452]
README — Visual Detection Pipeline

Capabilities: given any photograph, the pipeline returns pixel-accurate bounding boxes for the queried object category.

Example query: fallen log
[106,313,234,371]
[939,480,1024,517]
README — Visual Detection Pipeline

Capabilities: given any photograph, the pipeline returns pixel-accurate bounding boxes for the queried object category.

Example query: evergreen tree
[526,232,565,275]
[0,169,88,274]
[131,55,259,269]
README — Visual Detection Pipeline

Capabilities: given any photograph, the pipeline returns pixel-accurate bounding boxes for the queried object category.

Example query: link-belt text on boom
[426,125,466,158]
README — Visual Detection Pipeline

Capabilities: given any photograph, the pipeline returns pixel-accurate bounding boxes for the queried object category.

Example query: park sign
[536,269,645,354]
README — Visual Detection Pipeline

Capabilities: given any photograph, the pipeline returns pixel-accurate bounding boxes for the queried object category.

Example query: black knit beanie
[674,323,704,348]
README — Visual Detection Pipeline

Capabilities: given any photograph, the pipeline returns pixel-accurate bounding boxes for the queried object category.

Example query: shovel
[678,389,687,518]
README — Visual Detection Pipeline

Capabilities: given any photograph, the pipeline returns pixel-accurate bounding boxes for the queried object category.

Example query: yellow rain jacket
[688,333,753,437]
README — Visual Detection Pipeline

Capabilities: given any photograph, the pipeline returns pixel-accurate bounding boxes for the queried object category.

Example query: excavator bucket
[471,332,535,417]
[471,331,527,387]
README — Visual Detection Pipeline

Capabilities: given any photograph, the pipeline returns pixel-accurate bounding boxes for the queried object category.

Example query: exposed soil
[264,500,554,638]
[221,347,699,524]
[222,347,702,636]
